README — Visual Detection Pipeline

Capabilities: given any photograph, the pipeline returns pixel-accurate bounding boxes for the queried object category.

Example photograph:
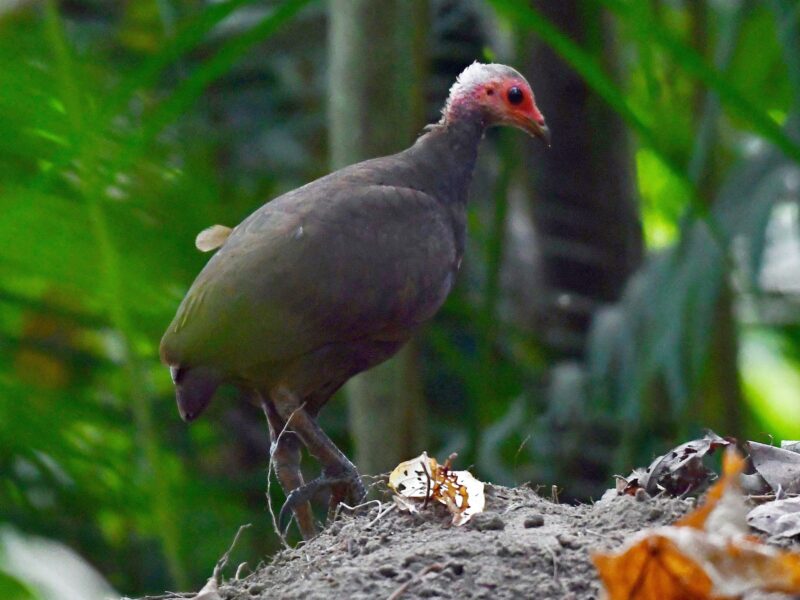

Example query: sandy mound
[201,484,792,600]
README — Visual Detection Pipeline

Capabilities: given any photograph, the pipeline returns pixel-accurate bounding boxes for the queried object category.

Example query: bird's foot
[326,466,367,519]
[279,466,365,536]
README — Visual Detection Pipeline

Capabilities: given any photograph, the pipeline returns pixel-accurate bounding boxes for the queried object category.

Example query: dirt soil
[201,484,797,600]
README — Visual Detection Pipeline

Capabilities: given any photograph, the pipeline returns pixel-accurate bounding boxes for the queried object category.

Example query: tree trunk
[525,0,644,499]
[328,0,428,474]
[525,1,643,359]
[686,1,746,439]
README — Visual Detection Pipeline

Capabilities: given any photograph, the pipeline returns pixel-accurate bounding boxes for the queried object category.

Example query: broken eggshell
[388,452,485,526]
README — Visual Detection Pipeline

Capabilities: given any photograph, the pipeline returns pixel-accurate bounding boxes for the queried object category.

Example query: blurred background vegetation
[1,0,799,597]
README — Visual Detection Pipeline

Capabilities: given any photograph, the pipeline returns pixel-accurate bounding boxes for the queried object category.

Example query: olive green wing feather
[160,182,456,376]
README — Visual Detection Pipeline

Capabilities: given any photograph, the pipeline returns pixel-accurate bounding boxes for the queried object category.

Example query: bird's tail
[169,364,221,422]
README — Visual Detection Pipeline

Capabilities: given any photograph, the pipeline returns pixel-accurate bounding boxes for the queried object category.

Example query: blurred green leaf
[601,0,800,164]
[0,571,38,600]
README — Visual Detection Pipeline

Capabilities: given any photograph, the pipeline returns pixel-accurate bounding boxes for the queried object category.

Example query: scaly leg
[271,387,365,529]
[261,397,317,540]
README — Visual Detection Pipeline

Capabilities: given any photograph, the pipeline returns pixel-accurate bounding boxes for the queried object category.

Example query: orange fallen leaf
[593,534,714,600]
[593,448,800,599]
[692,534,800,596]
[677,449,745,530]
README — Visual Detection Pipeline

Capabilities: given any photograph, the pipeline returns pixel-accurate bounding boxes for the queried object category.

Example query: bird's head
[442,62,549,145]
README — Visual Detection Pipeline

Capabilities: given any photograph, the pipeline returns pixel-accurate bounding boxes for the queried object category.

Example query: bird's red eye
[486,87,494,96]
[507,86,524,105]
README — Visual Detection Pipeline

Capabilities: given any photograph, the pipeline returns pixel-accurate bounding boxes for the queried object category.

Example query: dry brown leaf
[748,497,800,538]
[594,448,800,599]
[593,534,714,600]
[596,526,800,599]
[747,441,800,493]
[617,431,730,498]
[782,441,800,454]
[683,532,800,596]
[677,449,745,530]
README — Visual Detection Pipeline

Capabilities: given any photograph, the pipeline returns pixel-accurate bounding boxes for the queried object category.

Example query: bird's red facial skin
[477,79,548,143]
[504,80,544,126]
[444,69,549,144]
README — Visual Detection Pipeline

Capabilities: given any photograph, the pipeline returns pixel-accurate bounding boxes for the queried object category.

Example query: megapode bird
[160,62,549,539]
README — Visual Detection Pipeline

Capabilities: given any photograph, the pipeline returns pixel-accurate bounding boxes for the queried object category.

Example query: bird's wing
[161,181,457,374]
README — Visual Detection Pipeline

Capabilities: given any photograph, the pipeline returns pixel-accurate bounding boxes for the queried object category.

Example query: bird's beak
[525,117,551,147]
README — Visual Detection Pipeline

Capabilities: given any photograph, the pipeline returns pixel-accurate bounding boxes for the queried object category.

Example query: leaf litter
[749,498,800,539]
[594,449,800,599]
[747,441,800,494]
[611,431,731,498]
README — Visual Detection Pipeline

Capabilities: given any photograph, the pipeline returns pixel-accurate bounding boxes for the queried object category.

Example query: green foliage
[0,0,318,593]
[0,572,38,600]
[1,0,799,596]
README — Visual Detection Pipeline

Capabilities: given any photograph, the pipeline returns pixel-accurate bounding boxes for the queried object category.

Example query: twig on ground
[363,472,390,490]
[422,460,432,510]
[332,498,383,522]
[365,503,396,529]
[746,492,800,503]
[386,561,453,600]
[213,523,252,581]
[328,500,384,539]
[583,528,616,541]
[543,543,560,583]
[162,524,253,600]
[513,434,532,477]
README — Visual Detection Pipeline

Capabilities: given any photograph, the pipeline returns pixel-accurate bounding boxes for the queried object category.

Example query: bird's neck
[412,107,486,203]
[401,107,486,260]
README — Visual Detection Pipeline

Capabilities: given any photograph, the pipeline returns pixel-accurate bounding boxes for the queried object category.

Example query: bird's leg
[272,387,366,528]
[261,397,317,540]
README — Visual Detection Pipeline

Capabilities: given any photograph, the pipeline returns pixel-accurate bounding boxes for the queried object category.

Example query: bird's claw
[328,469,367,518]
[278,468,365,535]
